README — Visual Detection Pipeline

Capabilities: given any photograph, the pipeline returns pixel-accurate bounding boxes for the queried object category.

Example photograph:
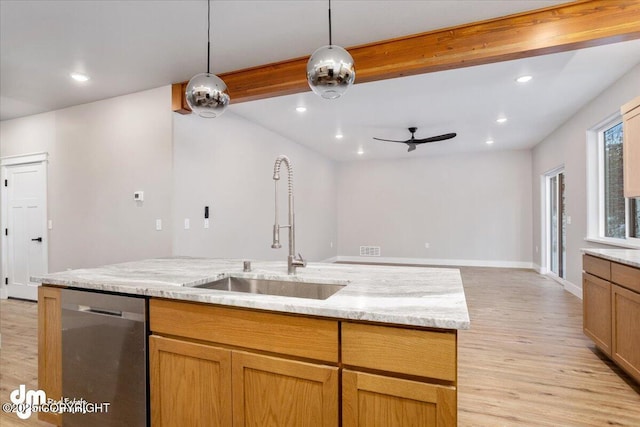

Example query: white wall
[336,149,532,267]
[172,111,337,262]
[0,87,173,281]
[532,64,640,294]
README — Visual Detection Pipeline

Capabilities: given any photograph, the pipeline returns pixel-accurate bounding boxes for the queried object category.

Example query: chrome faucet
[271,155,306,275]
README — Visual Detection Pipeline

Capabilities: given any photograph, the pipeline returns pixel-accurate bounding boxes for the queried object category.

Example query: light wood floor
[1,267,639,426]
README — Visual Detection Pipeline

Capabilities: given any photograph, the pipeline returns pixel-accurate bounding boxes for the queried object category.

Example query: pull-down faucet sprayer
[272,155,306,275]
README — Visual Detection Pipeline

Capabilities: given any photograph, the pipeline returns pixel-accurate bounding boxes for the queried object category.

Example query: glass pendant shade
[306,45,355,99]
[185,72,230,118]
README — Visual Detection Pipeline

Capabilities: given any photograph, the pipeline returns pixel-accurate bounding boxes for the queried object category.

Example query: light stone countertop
[582,248,640,269]
[32,257,470,330]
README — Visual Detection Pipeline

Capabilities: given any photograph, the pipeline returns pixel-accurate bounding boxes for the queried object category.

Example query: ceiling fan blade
[373,137,410,143]
[413,133,457,144]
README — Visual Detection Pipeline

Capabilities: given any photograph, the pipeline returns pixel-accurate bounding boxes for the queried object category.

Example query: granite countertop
[582,248,640,269]
[32,257,470,330]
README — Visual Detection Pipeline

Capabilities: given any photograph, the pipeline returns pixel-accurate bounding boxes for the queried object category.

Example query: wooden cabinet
[611,284,640,382]
[232,351,338,427]
[582,272,612,356]
[38,286,62,426]
[583,254,640,383]
[149,299,459,427]
[622,96,640,197]
[149,336,232,427]
[343,370,456,427]
[341,322,457,426]
[149,299,341,427]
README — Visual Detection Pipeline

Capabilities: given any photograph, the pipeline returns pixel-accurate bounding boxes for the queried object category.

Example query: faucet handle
[297,252,307,267]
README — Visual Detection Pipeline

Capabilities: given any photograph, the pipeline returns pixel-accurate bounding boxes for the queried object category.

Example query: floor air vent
[359,246,381,257]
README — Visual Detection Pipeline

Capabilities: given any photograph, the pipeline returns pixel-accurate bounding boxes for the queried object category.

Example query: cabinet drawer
[341,322,456,382]
[611,262,640,293]
[150,299,339,363]
[583,255,611,280]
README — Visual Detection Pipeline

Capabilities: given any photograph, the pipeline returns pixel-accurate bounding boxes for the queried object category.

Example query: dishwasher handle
[62,302,145,322]
[79,305,122,317]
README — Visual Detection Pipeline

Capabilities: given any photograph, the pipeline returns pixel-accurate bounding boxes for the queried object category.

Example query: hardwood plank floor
[1,267,639,426]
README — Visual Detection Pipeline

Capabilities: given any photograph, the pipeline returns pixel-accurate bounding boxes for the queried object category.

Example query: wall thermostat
[134,191,144,201]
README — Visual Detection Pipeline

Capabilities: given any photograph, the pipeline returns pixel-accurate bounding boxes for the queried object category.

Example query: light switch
[566,216,572,225]
[48,220,53,230]
[184,218,190,230]
[156,219,162,230]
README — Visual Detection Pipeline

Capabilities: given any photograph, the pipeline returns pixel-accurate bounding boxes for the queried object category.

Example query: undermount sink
[192,277,345,300]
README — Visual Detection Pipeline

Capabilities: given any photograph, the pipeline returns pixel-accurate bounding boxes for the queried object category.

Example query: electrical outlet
[204,219,210,229]
[184,218,190,230]
[156,219,162,231]
[424,242,430,249]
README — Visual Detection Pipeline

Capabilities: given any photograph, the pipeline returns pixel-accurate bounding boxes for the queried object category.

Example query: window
[590,116,640,246]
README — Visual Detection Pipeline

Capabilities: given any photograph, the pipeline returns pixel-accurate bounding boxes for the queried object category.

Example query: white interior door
[4,162,47,300]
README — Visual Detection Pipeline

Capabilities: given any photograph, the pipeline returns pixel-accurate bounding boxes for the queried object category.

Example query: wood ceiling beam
[172,0,640,114]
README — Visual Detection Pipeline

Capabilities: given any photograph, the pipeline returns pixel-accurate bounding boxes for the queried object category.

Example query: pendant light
[185,0,230,118]
[306,0,355,99]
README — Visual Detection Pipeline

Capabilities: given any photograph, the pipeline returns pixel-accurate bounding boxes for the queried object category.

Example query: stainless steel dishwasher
[61,288,148,427]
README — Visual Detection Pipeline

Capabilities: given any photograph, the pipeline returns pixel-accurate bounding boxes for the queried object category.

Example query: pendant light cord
[207,0,211,74]
[328,0,332,46]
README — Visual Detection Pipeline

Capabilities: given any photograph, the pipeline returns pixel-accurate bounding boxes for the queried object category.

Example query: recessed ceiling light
[496,117,507,124]
[357,148,364,155]
[295,106,307,113]
[70,72,90,82]
[516,75,532,83]
[335,133,343,139]
[486,139,495,145]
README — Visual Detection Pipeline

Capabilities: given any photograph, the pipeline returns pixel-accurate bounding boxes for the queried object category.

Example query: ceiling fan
[373,127,457,152]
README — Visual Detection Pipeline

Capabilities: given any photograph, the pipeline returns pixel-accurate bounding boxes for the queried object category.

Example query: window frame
[587,112,640,248]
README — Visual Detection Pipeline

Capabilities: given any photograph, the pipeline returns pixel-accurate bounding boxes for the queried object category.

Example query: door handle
[31,237,42,242]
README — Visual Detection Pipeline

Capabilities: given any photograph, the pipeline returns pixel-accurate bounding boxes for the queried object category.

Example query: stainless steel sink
[192,277,345,300]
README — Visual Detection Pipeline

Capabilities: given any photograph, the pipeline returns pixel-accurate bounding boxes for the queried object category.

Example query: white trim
[533,263,548,274]
[583,236,640,249]
[1,153,49,300]
[545,273,582,299]
[320,256,339,263]
[541,165,565,278]
[335,256,533,269]
[0,152,48,166]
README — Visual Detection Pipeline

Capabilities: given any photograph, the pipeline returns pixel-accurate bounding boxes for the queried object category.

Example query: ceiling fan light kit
[185,0,230,118]
[306,0,355,99]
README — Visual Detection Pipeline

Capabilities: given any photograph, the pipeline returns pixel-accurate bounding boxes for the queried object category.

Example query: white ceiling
[232,39,640,160]
[2,0,638,161]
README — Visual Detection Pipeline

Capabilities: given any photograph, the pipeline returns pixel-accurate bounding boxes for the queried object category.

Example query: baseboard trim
[0,287,7,299]
[334,256,533,269]
[545,273,582,299]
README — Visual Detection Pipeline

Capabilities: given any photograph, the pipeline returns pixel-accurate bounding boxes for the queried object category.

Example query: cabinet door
[342,370,456,427]
[38,286,62,426]
[611,284,640,383]
[232,351,338,427]
[149,335,232,427]
[583,273,612,356]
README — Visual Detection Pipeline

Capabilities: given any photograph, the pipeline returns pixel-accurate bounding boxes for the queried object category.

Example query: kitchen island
[34,258,470,426]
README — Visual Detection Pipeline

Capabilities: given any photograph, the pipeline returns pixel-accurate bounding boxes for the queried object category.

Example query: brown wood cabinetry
[342,370,456,427]
[582,272,612,356]
[611,284,640,381]
[149,299,458,427]
[622,96,640,198]
[341,322,457,426]
[37,286,62,426]
[149,336,232,427]
[582,254,640,383]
